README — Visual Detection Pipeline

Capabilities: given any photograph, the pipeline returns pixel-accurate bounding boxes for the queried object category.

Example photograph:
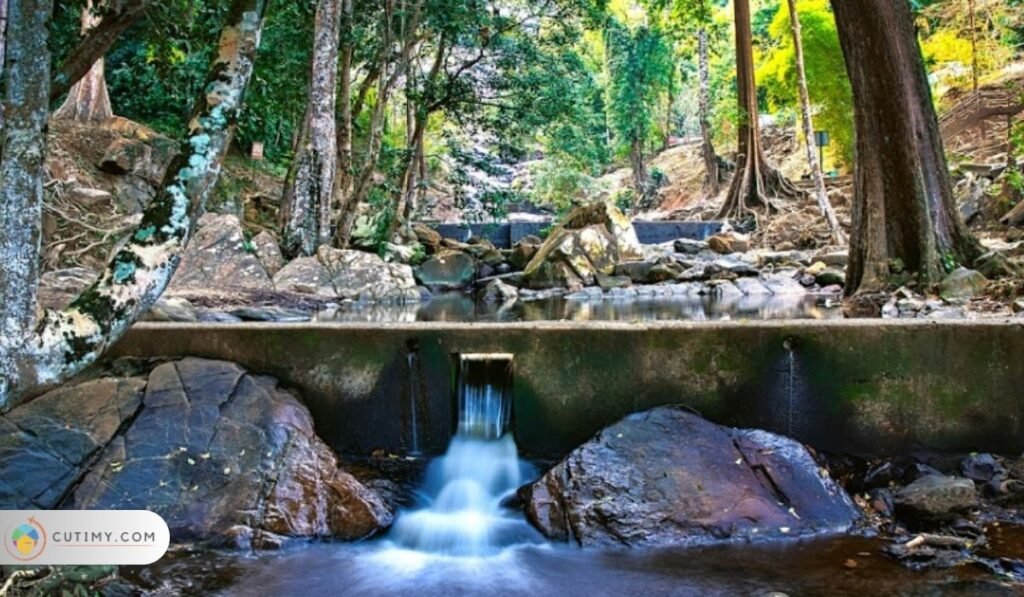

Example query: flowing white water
[406,352,420,455]
[386,356,540,557]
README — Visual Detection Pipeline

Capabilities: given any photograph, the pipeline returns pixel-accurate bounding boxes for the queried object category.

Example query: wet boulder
[815,268,846,287]
[960,453,1007,483]
[481,279,519,303]
[894,475,976,526]
[523,407,859,548]
[62,358,393,547]
[0,378,146,509]
[415,250,477,291]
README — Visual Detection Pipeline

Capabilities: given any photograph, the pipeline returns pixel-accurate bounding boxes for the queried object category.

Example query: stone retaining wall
[108,321,1024,457]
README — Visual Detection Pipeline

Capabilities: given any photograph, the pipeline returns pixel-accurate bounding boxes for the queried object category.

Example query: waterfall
[406,352,420,455]
[387,355,538,557]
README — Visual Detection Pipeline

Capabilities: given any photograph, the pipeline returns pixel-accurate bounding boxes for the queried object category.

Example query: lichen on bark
[0,0,269,409]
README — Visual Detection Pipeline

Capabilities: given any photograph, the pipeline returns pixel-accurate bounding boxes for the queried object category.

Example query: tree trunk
[280,0,341,257]
[0,0,52,400]
[630,134,648,209]
[786,0,845,246]
[831,0,980,297]
[392,34,443,239]
[717,0,799,221]
[334,0,353,211]
[49,0,149,103]
[968,0,978,93]
[336,0,413,246]
[0,0,9,131]
[697,26,719,197]
[0,0,268,409]
[53,0,113,122]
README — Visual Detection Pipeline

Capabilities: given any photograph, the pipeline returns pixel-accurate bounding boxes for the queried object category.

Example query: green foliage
[1007,114,1024,194]
[604,20,675,155]
[530,159,605,213]
[756,0,855,167]
[77,0,313,162]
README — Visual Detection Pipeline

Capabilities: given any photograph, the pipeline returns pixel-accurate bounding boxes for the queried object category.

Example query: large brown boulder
[0,359,392,548]
[523,203,643,290]
[524,407,859,548]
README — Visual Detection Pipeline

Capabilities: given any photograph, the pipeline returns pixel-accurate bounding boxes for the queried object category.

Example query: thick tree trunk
[53,0,113,122]
[280,0,341,256]
[335,0,353,210]
[0,0,52,398]
[717,0,799,221]
[786,0,845,246]
[0,0,9,131]
[831,0,980,296]
[49,0,149,104]
[0,0,268,409]
[697,27,719,197]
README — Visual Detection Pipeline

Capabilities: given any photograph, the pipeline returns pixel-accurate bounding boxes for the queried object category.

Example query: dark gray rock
[67,359,392,546]
[0,378,145,508]
[415,251,477,290]
[894,475,977,525]
[230,306,312,322]
[0,360,392,548]
[673,238,707,254]
[523,407,859,547]
[614,261,654,283]
[960,453,1006,483]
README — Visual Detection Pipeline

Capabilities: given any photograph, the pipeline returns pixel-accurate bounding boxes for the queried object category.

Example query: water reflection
[316,292,841,323]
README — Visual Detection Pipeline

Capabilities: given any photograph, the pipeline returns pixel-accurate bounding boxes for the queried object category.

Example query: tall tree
[336,0,404,245]
[0,0,268,409]
[53,0,113,121]
[696,23,719,196]
[280,0,342,256]
[0,0,8,131]
[335,0,353,212]
[717,0,798,220]
[831,0,980,297]
[0,0,52,390]
[605,20,674,207]
[784,0,844,245]
[49,0,150,104]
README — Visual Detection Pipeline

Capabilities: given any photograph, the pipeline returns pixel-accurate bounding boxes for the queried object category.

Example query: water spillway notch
[454,353,514,440]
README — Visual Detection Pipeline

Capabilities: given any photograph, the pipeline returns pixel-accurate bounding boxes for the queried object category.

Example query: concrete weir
[109,320,1024,458]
